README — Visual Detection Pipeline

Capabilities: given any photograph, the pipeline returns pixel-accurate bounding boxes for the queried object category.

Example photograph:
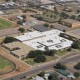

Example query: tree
[18,28,25,33]
[54,7,58,14]
[74,72,80,78]
[37,16,43,21]
[37,71,45,77]
[44,46,57,56]
[48,72,59,80]
[59,33,64,37]
[28,50,43,58]
[54,63,67,70]
[60,12,69,19]
[44,46,50,55]
[43,23,49,27]
[74,62,80,70]
[63,29,66,32]
[17,20,23,25]
[46,50,56,56]
[70,15,76,19]
[21,15,26,19]
[50,25,54,28]
[34,55,46,63]
[22,20,26,23]
[3,37,15,43]
[49,50,57,56]
[77,15,80,21]
[34,50,43,56]
[28,51,36,58]
[50,15,53,18]
[67,48,72,51]
[77,10,80,13]
[71,41,79,49]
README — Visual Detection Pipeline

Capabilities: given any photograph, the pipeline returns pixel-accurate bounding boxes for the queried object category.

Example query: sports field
[0,18,12,29]
[0,56,15,75]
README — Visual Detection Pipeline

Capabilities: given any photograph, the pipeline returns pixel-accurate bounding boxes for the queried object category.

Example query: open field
[0,18,12,29]
[0,55,15,75]
[0,47,31,80]
[0,0,5,3]
[57,50,67,56]
[32,11,61,23]
[23,56,58,66]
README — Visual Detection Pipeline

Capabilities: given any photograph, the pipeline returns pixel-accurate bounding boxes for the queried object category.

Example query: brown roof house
[61,19,80,28]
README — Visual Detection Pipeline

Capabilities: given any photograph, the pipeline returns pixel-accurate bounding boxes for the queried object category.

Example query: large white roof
[15,29,73,51]
[15,31,45,41]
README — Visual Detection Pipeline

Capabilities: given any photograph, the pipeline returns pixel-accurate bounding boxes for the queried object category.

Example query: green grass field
[0,18,12,29]
[23,56,58,66]
[0,56,13,69]
[0,56,16,75]
[57,50,67,56]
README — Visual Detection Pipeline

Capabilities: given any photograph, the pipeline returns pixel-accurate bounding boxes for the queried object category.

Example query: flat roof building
[65,29,80,40]
[56,0,77,2]
[53,23,69,31]
[15,29,73,51]
[31,25,51,32]
[61,19,80,28]
[3,41,34,59]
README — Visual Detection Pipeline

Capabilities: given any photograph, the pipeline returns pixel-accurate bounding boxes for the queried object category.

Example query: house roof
[32,25,51,32]
[62,19,80,24]
[53,23,69,31]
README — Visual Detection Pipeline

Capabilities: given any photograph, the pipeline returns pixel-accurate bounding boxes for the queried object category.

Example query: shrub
[50,25,54,28]
[21,15,26,19]
[28,51,36,58]
[34,55,46,63]
[48,72,59,80]
[54,63,67,70]
[74,62,80,70]
[3,37,15,43]
[17,20,23,25]
[18,28,25,33]
[37,71,45,77]
[67,48,72,51]
[28,50,43,58]
[43,23,49,27]
[74,72,80,78]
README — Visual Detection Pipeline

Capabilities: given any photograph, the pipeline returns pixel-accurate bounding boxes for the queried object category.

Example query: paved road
[3,54,80,80]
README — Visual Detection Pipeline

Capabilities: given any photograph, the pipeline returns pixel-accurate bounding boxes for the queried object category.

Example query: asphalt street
[3,54,80,80]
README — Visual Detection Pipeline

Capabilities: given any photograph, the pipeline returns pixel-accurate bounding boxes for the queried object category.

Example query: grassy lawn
[23,50,68,66]
[57,50,67,56]
[0,18,12,29]
[0,56,13,69]
[23,56,58,66]
[23,58,37,66]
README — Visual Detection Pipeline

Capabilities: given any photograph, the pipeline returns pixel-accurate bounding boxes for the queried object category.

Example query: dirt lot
[0,0,6,4]
[0,47,31,80]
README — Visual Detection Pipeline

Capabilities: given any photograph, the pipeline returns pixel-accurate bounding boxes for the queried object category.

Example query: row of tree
[27,48,57,63]
[43,23,54,28]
